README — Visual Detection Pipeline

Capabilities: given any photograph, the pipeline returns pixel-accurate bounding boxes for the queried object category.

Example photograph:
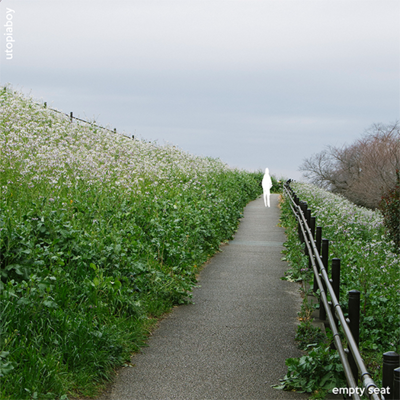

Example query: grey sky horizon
[1,0,399,181]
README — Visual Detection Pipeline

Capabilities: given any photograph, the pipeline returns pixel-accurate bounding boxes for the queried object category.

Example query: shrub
[379,173,400,252]
[271,175,285,193]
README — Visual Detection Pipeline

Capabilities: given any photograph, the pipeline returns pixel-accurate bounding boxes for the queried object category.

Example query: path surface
[108,195,308,400]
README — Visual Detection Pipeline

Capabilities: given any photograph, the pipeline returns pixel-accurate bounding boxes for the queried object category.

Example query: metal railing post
[316,227,322,255]
[298,213,303,243]
[314,226,322,293]
[306,208,311,228]
[298,202,306,244]
[331,258,340,301]
[309,216,316,273]
[394,367,400,400]
[382,351,400,400]
[319,239,329,321]
[348,290,360,384]
[303,206,310,261]
[310,216,316,240]
[331,258,340,328]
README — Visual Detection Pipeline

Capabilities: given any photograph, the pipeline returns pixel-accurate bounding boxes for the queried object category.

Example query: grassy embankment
[277,182,399,399]
[0,87,264,399]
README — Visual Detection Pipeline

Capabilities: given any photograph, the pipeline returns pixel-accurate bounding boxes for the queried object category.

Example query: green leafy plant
[295,321,326,351]
[0,351,15,378]
[273,346,346,399]
[271,175,286,193]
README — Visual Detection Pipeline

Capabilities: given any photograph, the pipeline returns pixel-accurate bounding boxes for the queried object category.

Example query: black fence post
[303,204,309,260]
[347,290,360,384]
[303,202,308,244]
[306,208,311,228]
[382,351,400,400]
[310,216,316,240]
[298,202,306,243]
[394,367,400,400]
[331,258,340,327]
[309,216,316,273]
[316,227,322,255]
[322,238,329,272]
[314,227,322,293]
[319,239,329,320]
[298,218,303,243]
[331,258,340,301]
[70,112,73,122]
[301,201,308,215]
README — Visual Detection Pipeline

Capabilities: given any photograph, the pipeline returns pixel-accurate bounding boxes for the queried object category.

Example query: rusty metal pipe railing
[283,183,382,400]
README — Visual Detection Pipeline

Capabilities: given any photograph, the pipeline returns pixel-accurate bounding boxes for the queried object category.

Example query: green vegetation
[379,173,400,252]
[276,183,400,399]
[0,87,263,399]
[274,345,347,400]
[250,171,285,194]
[295,321,326,351]
[271,175,285,193]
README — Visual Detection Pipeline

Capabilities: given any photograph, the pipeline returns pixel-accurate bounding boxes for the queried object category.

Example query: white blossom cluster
[1,88,232,199]
[291,182,399,295]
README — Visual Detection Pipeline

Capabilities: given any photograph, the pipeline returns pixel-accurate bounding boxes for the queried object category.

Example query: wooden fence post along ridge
[283,181,400,400]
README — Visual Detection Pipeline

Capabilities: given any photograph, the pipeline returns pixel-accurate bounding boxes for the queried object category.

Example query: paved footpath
[108,194,308,400]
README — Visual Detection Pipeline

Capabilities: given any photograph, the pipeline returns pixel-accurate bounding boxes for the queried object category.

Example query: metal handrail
[283,182,382,400]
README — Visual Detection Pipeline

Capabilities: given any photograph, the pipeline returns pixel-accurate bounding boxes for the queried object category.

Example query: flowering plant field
[279,182,399,396]
[0,87,263,399]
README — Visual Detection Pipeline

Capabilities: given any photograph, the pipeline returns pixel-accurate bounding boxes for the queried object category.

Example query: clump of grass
[0,87,263,399]
[295,321,326,351]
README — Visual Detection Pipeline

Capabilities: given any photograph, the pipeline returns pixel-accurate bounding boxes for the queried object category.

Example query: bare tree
[300,149,336,190]
[299,122,400,208]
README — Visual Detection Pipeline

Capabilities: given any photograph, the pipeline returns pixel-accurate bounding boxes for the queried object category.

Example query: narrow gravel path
[107,194,308,400]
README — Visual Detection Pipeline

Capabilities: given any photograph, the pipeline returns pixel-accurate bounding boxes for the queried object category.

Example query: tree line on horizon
[299,122,399,209]
[299,122,399,250]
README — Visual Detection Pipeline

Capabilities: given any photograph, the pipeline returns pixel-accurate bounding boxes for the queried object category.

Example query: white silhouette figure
[262,168,272,207]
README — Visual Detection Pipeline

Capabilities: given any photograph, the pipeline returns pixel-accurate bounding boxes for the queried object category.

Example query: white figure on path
[262,168,272,207]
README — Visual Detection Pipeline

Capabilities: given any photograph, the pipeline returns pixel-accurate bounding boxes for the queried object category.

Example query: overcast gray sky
[1,0,399,180]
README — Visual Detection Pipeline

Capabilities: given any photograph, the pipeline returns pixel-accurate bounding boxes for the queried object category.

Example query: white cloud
[8,0,399,73]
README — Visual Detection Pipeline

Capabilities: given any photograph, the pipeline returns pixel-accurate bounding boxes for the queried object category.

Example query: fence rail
[2,86,135,139]
[283,181,400,400]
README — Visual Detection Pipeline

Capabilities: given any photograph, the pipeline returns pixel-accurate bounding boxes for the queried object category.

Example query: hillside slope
[0,87,263,399]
